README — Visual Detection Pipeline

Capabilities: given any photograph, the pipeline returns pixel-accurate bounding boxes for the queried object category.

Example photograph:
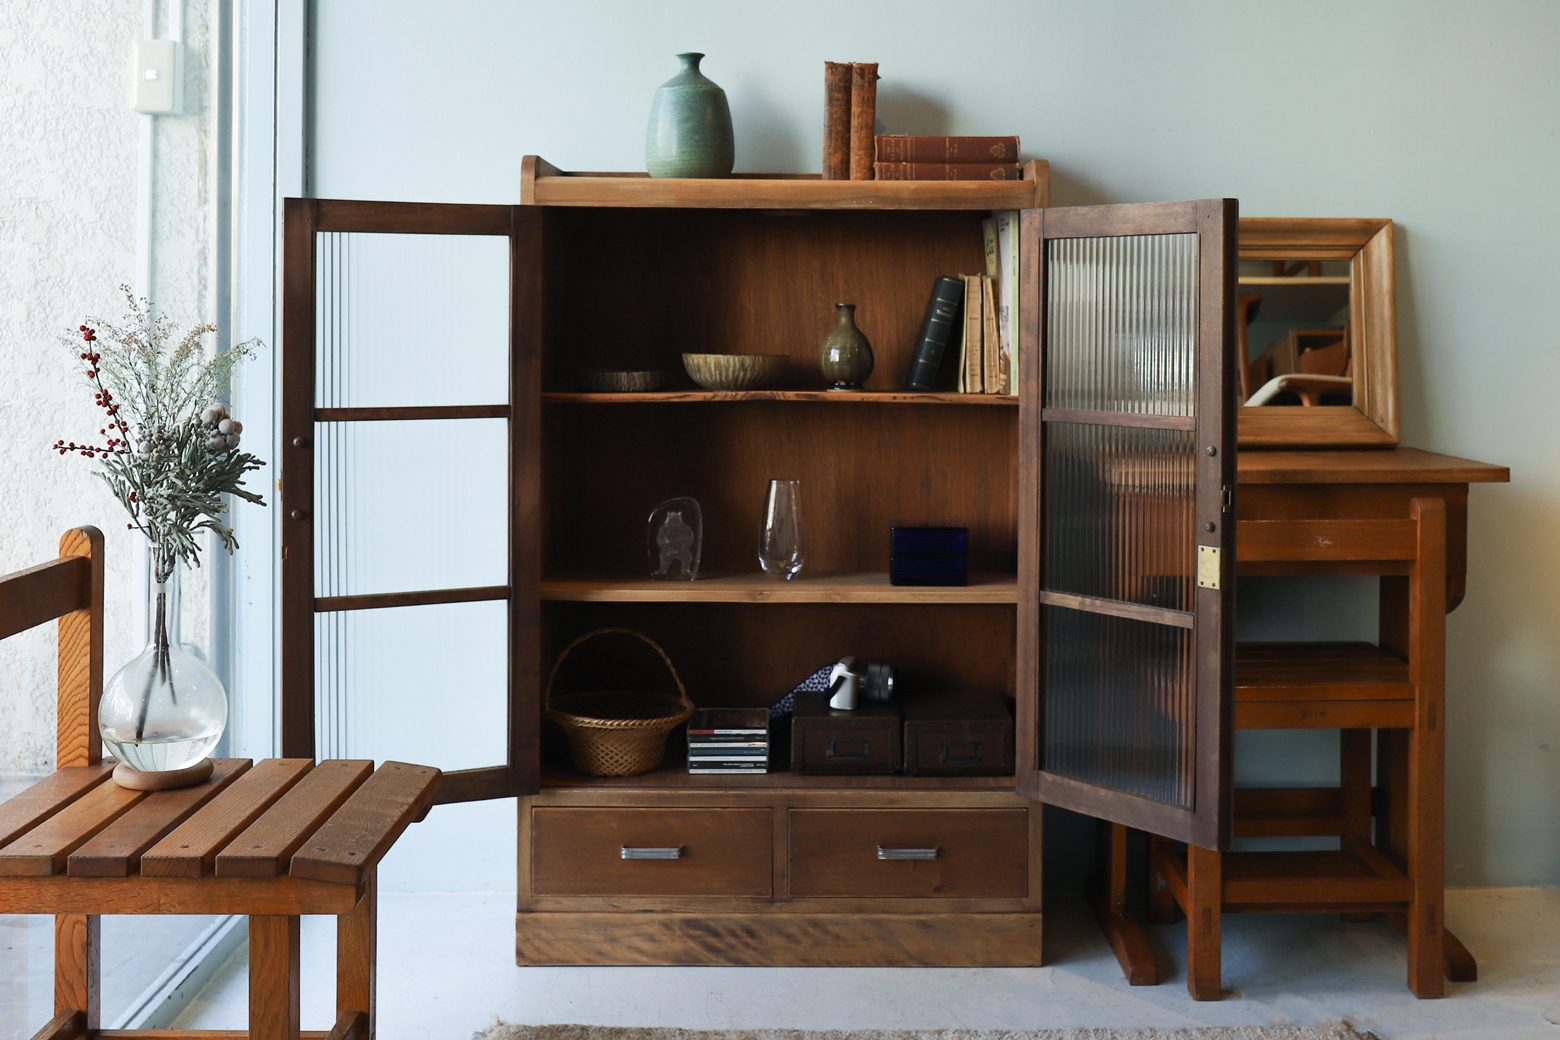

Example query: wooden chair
[0,528,441,1040]
[0,527,106,1026]
[1146,497,1476,999]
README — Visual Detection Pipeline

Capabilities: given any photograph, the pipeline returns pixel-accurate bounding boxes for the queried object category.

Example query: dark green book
[905,276,965,390]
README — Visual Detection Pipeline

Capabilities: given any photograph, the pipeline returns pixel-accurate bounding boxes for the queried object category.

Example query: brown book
[873,162,1021,181]
[982,275,1002,393]
[848,63,879,180]
[875,135,1020,163]
[822,62,853,180]
[962,275,984,394]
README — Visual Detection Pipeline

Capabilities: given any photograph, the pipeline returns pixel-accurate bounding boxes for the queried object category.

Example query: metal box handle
[621,846,683,860]
[876,846,939,861]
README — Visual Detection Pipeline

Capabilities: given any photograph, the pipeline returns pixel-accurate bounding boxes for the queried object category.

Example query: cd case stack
[687,708,770,775]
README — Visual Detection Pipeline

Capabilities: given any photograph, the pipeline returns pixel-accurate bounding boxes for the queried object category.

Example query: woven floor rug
[475,1025,1372,1040]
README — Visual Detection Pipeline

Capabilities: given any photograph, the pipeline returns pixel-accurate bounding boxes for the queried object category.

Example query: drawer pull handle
[621,846,683,860]
[826,738,870,760]
[877,846,939,861]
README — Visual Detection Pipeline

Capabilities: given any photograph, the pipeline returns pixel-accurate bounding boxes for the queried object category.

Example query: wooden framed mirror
[1236,218,1396,448]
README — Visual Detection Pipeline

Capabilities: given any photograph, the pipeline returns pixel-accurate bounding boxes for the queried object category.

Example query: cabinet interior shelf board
[540,573,1018,604]
[543,391,1018,406]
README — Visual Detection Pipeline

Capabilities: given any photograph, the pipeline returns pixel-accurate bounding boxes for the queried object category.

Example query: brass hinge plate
[1197,545,1221,590]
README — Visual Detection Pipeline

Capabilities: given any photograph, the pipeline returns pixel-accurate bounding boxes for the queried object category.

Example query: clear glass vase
[99,544,227,772]
[759,478,806,580]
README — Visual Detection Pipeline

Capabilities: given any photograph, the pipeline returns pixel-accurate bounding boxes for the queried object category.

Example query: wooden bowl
[575,369,665,393]
[682,353,788,392]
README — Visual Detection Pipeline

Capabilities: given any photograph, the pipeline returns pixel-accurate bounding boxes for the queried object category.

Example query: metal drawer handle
[621,846,683,860]
[877,846,939,861]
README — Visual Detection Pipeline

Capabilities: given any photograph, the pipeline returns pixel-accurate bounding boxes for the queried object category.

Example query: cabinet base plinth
[515,912,1043,967]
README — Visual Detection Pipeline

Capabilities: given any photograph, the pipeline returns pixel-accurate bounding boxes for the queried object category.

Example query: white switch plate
[133,39,182,114]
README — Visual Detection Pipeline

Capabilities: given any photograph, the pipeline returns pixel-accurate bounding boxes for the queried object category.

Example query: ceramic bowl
[682,353,788,392]
[575,369,665,393]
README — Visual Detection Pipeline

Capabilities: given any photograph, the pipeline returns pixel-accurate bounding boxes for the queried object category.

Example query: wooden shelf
[543,391,1018,406]
[522,157,1050,211]
[543,764,1015,792]
[541,572,1017,604]
[1238,276,1351,286]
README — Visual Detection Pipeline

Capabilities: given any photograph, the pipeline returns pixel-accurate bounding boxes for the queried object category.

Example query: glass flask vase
[759,478,806,580]
[99,545,227,775]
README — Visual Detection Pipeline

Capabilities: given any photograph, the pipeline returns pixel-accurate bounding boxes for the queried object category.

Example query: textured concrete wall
[1,1,216,774]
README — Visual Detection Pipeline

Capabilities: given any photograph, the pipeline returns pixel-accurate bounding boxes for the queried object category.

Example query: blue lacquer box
[889,526,969,586]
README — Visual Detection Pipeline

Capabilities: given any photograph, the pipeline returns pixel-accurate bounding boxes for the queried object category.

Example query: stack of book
[939,212,1020,395]
[822,62,880,181]
[874,136,1022,181]
[686,708,770,775]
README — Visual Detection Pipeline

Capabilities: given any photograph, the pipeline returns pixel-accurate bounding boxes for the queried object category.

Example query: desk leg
[1186,845,1223,1001]
[338,869,377,1040]
[1089,820,1157,985]
[54,913,98,1030]
[251,915,301,1040]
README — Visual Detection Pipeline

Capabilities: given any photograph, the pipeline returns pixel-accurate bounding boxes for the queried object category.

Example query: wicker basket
[545,628,694,776]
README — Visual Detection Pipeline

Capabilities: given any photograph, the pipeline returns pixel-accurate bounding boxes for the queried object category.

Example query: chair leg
[54,913,99,1030]
[338,869,378,1039]
[1186,844,1223,1001]
[1146,834,1180,924]
[251,915,302,1040]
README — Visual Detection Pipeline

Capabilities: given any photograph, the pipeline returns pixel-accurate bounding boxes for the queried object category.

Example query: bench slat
[141,759,314,878]
[0,779,145,875]
[67,760,253,877]
[0,763,115,848]
[216,760,374,878]
[290,762,440,885]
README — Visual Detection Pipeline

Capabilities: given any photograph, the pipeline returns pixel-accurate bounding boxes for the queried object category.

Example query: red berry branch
[55,325,134,459]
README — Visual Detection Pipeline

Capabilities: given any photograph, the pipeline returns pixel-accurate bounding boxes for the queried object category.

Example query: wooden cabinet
[278,161,1245,967]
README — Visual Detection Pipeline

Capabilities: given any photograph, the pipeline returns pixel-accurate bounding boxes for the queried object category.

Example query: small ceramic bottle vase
[645,53,734,179]
[818,303,874,390]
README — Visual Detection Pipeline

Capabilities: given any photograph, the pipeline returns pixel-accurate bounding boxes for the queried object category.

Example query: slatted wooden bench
[0,527,441,1040]
[0,757,440,1040]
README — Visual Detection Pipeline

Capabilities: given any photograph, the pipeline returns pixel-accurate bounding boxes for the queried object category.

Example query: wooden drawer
[788,809,1028,898]
[531,807,772,896]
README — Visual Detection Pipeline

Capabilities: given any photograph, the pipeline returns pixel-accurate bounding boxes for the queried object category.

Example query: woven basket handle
[544,628,691,712]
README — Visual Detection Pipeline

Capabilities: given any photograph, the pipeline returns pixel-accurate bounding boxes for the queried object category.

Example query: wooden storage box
[902,691,1014,776]
[790,695,902,775]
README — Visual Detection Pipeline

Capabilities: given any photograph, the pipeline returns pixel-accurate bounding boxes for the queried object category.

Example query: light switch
[133,39,181,114]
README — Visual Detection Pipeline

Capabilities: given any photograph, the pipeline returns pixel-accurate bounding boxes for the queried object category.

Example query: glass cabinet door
[1016,200,1237,849]
[280,199,542,802]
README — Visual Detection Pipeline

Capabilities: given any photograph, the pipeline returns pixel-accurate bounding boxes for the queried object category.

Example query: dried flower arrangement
[54,286,268,581]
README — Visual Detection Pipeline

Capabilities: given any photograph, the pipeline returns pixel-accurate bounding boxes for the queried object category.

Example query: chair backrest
[0,527,104,768]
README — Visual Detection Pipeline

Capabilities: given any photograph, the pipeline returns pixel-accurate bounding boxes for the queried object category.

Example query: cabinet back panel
[544,402,1017,576]
[542,209,990,392]
[541,602,1017,713]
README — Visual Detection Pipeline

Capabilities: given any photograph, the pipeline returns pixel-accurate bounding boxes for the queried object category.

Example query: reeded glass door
[280,199,542,803]
[1016,201,1236,849]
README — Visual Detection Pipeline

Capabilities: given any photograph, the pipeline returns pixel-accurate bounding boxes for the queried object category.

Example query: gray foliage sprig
[55,286,268,583]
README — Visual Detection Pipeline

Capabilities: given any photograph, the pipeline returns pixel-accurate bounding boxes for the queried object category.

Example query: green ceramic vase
[645,53,735,179]
[819,303,874,391]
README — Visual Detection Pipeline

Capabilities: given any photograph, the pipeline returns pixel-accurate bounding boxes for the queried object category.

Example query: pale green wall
[306,0,1560,887]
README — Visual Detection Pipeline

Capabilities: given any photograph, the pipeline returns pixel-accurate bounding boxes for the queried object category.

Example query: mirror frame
[1237,218,1396,448]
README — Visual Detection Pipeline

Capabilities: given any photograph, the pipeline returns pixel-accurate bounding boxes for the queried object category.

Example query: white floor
[7,794,1560,1040]
[166,887,1560,1040]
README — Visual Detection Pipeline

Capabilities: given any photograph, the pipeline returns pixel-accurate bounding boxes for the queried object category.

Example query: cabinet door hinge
[1220,485,1234,513]
[1197,545,1221,590]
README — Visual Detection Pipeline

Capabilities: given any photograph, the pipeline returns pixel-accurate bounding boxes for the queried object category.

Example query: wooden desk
[1093,446,1508,993]
[0,759,440,1040]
